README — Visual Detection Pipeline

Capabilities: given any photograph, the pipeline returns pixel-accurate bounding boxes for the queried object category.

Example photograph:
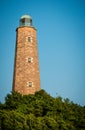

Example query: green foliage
[5,91,23,109]
[0,89,85,130]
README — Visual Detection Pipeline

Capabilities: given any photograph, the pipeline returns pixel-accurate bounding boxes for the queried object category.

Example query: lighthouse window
[28,37,31,42]
[29,82,32,87]
[27,36,32,43]
[28,36,33,42]
[27,57,33,63]
[22,19,25,23]
[28,58,31,63]
[27,82,33,87]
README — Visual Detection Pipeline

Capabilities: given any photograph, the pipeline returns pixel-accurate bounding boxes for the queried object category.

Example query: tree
[0,89,85,129]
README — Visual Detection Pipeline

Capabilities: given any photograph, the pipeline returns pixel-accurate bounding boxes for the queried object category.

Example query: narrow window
[27,82,33,87]
[28,37,31,42]
[28,58,31,63]
[22,19,25,23]
[26,36,32,43]
[29,82,32,87]
[28,57,33,63]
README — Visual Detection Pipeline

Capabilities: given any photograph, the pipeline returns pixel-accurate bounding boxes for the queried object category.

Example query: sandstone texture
[13,26,40,95]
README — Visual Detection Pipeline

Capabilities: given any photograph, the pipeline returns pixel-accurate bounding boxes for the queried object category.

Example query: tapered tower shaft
[12,15,40,95]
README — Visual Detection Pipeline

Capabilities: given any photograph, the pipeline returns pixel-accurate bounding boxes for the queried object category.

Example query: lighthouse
[12,14,40,95]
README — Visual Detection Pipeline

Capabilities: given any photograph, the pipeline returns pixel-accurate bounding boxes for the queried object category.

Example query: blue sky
[0,0,85,106]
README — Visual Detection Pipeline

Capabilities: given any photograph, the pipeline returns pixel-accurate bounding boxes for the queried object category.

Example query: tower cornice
[16,26,37,32]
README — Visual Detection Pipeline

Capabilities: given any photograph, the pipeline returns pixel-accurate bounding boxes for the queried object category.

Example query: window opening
[28,58,31,63]
[29,82,32,87]
[28,37,31,42]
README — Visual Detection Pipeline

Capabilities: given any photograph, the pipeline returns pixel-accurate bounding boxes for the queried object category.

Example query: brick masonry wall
[12,26,40,95]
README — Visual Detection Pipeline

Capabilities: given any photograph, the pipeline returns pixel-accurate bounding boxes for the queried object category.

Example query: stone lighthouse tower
[12,14,40,95]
